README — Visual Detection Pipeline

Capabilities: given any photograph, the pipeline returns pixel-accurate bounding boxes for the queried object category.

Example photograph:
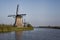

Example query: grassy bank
[0,27,33,33]
[0,24,33,33]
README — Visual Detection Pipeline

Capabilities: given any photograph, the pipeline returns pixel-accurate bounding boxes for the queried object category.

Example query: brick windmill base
[15,15,23,27]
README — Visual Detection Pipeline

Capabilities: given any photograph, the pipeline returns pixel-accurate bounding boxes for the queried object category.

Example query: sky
[0,0,60,26]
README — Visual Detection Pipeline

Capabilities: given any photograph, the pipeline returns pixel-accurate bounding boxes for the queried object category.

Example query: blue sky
[0,0,60,26]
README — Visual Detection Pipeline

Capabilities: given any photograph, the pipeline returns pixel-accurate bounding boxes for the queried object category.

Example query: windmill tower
[8,4,26,27]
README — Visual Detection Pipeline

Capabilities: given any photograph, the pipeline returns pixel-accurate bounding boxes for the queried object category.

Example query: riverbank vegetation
[37,26,60,29]
[0,24,33,33]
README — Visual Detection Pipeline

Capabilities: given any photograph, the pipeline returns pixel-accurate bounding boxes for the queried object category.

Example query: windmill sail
[19,14,26,16]
[8,15,15,17]
[16,4,19,15]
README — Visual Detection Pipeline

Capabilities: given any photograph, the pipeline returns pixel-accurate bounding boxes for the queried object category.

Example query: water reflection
[15,31,23,40]
[0,32,15,40]
[0,28,60,40]
[0,31,23,40]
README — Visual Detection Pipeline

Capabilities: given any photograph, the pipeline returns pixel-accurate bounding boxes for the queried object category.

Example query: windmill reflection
[15,31,23,40]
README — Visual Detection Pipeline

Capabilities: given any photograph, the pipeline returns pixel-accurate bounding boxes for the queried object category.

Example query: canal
[0,28,60,40]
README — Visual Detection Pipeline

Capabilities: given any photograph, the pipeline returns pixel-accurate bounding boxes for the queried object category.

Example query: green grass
[0,24,33,33]
[0,27,33,33]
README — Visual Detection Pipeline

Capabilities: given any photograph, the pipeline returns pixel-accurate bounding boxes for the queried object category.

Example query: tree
[27,23,32,27]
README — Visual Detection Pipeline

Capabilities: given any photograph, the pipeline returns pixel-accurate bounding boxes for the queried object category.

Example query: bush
[27,23,33,27]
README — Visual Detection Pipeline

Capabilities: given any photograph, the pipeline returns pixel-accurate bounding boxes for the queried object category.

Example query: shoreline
[0,27,33,33]
[34,26,60,29]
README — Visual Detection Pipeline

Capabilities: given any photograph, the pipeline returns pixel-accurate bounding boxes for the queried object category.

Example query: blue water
[0,28,60,40]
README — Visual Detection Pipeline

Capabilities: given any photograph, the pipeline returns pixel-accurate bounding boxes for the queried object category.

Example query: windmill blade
[19,14,26,16]
[16,4,19,15]
[8,15,16,17]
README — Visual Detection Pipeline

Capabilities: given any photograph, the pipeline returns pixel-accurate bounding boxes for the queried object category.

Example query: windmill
[8,4,26,27]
